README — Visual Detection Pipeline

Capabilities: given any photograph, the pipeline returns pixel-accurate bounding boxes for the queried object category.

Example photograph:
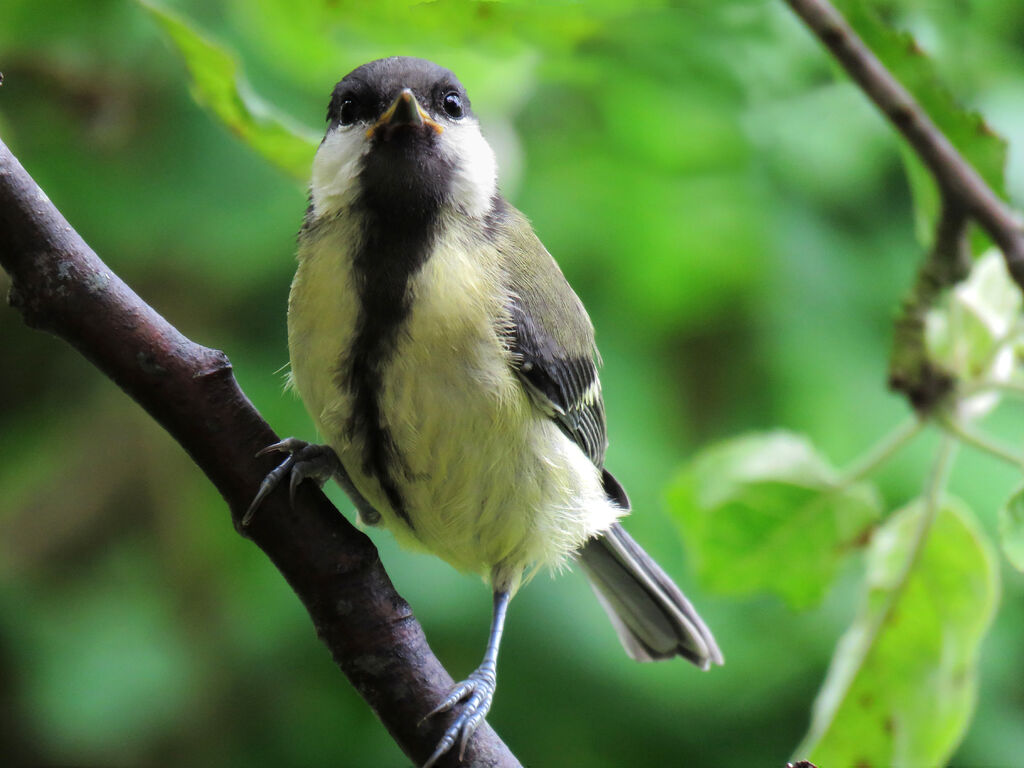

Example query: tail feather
[578,523,723,668]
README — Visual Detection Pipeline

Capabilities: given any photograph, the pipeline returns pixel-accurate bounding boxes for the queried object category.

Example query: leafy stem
[897,436,958,593]
[837,417,926,488]
[784,0,1024,286]
[938,415,1024,470]
[801,436,957,757]
[836,437,957,717]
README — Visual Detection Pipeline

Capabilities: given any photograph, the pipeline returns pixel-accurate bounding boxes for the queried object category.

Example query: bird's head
[310,57,497,221]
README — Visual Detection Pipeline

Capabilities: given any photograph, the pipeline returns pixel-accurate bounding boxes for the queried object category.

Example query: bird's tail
[578,523,723,668]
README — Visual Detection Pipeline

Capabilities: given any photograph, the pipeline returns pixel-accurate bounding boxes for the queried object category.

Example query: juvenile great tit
[248,56,722,766]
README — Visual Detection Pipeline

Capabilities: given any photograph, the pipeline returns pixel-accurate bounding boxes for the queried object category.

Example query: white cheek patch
[311,120,498,221]
[441,121,498,219]
[311,127,368,217]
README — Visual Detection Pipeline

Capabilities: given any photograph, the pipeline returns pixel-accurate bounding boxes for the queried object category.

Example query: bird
[246,55,722,767]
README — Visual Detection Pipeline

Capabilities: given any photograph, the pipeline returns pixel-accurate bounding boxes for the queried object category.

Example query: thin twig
[783,0,1024,288]
[938,416,1024,470]
[837,417,926,487]
[0,137,519,768]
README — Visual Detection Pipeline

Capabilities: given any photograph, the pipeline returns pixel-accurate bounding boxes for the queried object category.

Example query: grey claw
[458,703,487,760]
[243,452,297,526]
[420,669,496,768]
[425,684,466,719]
[244,438,343,526]
[246,438,383,531]
[289,464,303,507]
[255,437,301,458]
[422,732,456,768]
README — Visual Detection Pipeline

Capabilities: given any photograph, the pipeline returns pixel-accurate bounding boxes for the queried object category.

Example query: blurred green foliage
[141,0,320,180]
[3,0,1024,766]
[668,431,881,610]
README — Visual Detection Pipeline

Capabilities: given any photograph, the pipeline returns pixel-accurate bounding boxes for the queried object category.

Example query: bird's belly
[361,331,621,591]
[288,229,622,590]
[371,330,543,574]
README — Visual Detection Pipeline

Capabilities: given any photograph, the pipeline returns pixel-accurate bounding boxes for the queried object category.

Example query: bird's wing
[507,299,607,467]
[494,201,609,469]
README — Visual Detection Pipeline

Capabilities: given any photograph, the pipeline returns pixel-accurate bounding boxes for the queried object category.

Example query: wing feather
[492,200,609,468]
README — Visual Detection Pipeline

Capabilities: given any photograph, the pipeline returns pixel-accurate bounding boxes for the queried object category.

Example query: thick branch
[0,137,519,768]
[783,0,1024,288]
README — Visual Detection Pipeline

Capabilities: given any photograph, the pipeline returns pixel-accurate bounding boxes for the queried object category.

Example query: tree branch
[783,0,1024,288]
[888,195,969,410]
[0,137,520,768]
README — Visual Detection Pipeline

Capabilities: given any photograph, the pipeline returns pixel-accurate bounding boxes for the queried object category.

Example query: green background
[2,0,1023,765]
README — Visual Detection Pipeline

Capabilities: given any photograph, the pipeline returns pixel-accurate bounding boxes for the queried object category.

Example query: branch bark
[0,137,520,768]
[783,0,1024,288]
[783,0,1024,412]
[888,196,969,410]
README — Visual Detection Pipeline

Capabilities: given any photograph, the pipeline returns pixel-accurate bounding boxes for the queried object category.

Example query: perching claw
[421,590,510,768]
[244,438,379,525]
[421,666,497,767]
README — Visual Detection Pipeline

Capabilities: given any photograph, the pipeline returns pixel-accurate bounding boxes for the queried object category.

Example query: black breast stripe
[339,136,453,527]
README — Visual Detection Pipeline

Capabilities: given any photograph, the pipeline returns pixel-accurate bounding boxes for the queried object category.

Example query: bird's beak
[367,89,443,138]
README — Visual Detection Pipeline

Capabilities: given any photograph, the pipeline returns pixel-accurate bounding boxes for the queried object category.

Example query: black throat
[341,136,452,525]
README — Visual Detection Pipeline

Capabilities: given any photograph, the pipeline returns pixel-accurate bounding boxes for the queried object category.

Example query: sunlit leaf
[796,497,999,767]
[667,432,881,609]
[998,485,1024,571]
[138,0,318,180]
[925,248,1022,417]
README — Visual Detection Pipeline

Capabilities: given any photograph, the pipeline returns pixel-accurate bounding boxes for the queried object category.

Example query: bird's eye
[339,99,357,126]
[442,91,463,119]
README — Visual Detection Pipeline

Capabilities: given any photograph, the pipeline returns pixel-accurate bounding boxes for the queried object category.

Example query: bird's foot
[243,438,342,525]
[421,664,497,768]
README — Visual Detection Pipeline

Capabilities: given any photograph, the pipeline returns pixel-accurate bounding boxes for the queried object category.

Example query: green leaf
[667,432,881,609]
[316,0,602,53]
[900,145,941,248]
[138,0,319,180]
[833,1,1008,241]
[796,497,1000,767]
[998,485,1024,571]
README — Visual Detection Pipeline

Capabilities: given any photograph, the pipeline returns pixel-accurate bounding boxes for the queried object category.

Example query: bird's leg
[422,589,511,768]
[244,437,380,525]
